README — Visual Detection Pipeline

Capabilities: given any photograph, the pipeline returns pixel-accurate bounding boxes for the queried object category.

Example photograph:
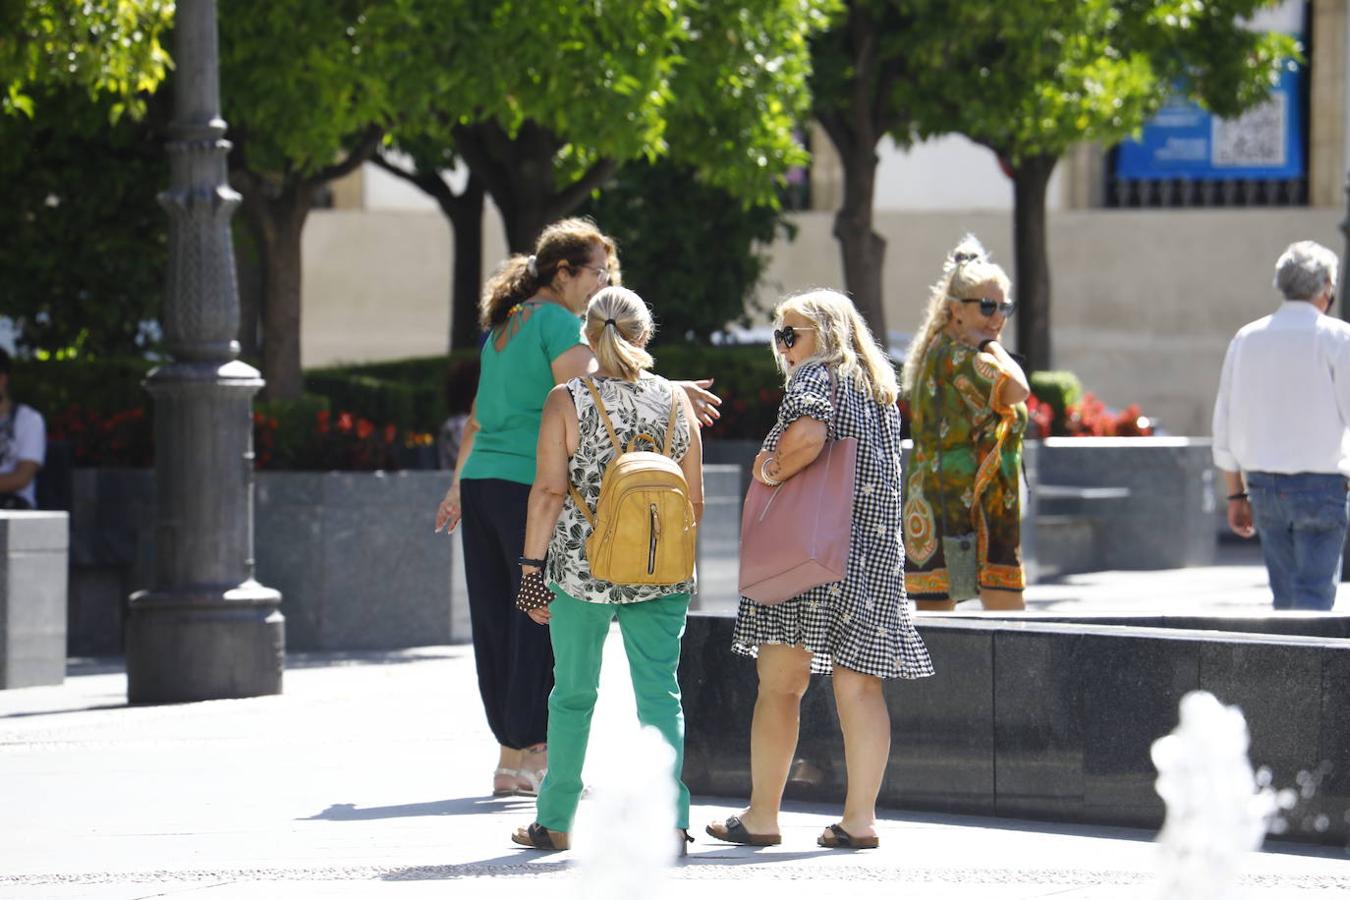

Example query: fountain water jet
[569,724,679,900]
[1151,691,1293,899]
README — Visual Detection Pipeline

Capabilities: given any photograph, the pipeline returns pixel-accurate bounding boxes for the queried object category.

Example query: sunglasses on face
[773,325,816,349]
[954,296,1017,317]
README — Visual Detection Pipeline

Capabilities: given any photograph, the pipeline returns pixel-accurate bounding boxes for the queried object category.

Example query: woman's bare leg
[832,665,890,838]
[979,588,1024,611]
[736,643,812,836]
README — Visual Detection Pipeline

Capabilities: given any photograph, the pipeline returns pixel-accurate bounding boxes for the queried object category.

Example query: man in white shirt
[0,349,46,511]
[1212,240,1350,610]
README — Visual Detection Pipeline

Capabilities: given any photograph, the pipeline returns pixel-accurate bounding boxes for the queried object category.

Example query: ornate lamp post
[125,0,284,702]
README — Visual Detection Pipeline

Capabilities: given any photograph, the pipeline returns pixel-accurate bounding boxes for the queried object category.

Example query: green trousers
[535,588,692,832]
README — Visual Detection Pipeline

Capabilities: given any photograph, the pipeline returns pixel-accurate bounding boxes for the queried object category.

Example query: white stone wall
[301,205,1342,437]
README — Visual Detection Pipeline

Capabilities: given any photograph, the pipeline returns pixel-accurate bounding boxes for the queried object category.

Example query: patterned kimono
[904,333,1028,600]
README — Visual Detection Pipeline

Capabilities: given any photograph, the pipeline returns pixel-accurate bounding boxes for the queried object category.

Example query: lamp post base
[126,583,284,703]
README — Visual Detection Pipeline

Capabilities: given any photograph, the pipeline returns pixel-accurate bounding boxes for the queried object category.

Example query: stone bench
[679,611,1350,847]
[1035,484,1132,577]
[1,511,69,688]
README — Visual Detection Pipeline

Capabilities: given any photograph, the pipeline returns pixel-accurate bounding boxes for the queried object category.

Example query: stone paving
[3,544,1350,898]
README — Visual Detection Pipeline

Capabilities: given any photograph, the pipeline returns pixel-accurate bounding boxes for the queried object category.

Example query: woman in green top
[901,235,1030,612]
[434,218,720,798]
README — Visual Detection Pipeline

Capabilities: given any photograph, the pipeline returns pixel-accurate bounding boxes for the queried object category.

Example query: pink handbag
[738,374,858,605]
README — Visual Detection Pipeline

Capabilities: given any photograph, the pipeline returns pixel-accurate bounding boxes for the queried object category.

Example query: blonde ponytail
[585,287,654,382]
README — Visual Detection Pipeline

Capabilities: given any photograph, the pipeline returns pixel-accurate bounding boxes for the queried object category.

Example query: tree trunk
[1011,154,1058,374]
[446,175,485,350]
[453,120,615,255]
[233,220,263,362]
[372,153,487,352]
[831,146,888,342]
[240,183,313,402]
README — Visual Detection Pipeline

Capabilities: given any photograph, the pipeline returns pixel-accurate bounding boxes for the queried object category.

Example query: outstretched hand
[678,378,722,428]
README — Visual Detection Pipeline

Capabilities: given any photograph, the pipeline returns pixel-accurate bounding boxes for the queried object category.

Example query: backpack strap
[660,385,679,457]
[566,377,618,529]
[582,377,623,458]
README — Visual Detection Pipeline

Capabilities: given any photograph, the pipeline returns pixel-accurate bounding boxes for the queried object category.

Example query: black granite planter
[680,612,1350,846]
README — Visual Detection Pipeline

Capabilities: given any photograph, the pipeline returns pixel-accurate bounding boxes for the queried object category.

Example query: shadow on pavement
[305,795,535,820]
[682,848,838,865]
[0,702,128,720]
[379,857,574,880]
[285,648,469,669]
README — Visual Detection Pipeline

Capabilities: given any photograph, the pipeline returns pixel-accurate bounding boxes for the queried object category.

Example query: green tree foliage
[580,159,795,343]
[0,0,172,119]
[220,0,429,399]
[911,0,1298,370]
[384,0,828,349]
[0,86,168,358]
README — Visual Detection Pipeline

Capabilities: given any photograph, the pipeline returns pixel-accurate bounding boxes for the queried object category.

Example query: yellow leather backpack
[567,378,697,585]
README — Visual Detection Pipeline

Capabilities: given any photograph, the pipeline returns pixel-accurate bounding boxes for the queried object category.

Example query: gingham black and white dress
[731,362,934,679]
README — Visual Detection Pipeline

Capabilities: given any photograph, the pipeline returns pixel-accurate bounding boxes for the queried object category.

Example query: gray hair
[1273,241,1338,301]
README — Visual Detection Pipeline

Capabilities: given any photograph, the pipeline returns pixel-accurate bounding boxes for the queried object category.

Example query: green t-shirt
[462,300,584,484]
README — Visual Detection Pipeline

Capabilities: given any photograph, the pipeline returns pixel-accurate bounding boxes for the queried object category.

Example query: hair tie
[526,255,538,277]
[603,318,617,329]
[953,251,978,266]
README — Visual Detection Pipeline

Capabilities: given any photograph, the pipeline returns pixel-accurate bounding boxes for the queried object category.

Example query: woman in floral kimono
[902,235,1030,611]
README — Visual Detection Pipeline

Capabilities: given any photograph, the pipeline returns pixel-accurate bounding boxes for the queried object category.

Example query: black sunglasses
[957,296,1017,317]
[773,325,816,349]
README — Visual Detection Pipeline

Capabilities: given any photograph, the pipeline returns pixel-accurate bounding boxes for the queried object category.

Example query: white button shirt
[1212,301,1350,477]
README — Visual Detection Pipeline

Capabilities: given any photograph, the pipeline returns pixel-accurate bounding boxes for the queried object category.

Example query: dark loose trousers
[460,478,553,749]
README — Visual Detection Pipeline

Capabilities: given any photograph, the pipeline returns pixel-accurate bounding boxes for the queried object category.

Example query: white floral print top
[546,372,695,604]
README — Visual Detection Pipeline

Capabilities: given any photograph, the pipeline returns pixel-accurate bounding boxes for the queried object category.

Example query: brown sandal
[817,823,879,849]
[705,815,781,846]
[511,822,569,851]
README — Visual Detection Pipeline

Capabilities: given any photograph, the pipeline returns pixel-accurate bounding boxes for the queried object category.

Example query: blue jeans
[1247,472,1348,611]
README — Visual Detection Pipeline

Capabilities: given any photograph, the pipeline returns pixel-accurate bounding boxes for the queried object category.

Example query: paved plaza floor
[3,544,1350,898]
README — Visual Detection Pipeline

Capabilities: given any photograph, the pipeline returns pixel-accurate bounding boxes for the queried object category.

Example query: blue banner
[1114,62,1304,181]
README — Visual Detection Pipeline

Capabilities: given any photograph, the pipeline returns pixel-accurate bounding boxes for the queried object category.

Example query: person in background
[510,286,702,855]
[901,235,1030,612]
[707,290,932,851]
[438,358,480,471]
[0,348,45,511]
[1212,240,1350,611]
[433,218,721,799]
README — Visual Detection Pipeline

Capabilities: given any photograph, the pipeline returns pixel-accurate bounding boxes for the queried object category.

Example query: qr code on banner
[1211,92,1286,167]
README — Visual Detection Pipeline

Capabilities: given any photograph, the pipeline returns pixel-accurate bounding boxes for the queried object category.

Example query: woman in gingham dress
[707,290,933,852]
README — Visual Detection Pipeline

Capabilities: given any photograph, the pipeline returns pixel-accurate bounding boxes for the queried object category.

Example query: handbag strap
[825,369,844,441]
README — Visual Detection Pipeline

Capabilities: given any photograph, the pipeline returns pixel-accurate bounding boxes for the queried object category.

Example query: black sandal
[705,815,781,846]
[817,823,879,849]
[511,822,569,851]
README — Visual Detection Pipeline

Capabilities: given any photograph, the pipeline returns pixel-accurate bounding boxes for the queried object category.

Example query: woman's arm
[552,344,598,384]
[982,341,1031,407]
[520,386,576,623]
[435,400,480,533]
[753,416,827,486]
[676,390,705,524]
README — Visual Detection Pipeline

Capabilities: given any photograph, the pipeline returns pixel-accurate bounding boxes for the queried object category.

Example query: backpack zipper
[648,503,660,575]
